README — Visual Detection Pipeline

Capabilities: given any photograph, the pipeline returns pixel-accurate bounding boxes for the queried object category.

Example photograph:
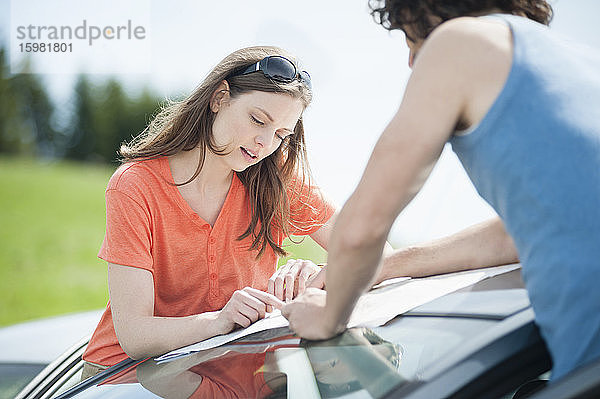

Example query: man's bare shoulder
[416,16,512,73]
[409,16,513,132]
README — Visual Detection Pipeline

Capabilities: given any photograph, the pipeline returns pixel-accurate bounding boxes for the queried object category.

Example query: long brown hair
[369,0,553,41]
[120,46,313,257]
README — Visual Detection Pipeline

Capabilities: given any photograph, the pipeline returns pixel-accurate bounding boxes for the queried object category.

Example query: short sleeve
[98,189,153,271]
[287,177,336,236]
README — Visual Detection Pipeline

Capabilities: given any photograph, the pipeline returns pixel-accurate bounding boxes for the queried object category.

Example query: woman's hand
[268,259,323,302]
[216,287,284,333]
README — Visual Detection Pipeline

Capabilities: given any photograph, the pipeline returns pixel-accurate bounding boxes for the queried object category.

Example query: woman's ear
[210,80,231,113]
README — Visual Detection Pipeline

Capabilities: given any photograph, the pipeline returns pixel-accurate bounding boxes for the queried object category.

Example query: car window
[100,317,495,399]
[57,316,499,398]
[372,316,496,381]
[36,311,511,399]
[0,363,46,399]
[35,273,534,399]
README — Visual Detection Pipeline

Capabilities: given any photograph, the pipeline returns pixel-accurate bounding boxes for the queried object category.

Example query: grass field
[0,156,326,326]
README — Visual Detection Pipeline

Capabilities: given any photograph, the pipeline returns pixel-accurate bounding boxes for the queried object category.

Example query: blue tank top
[449,14,600,381]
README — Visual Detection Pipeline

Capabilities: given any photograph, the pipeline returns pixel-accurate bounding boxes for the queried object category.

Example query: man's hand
[281,288,343,340]
[268,259,322,302]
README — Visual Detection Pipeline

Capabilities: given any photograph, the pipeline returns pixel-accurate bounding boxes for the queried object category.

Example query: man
[282,0,600,382]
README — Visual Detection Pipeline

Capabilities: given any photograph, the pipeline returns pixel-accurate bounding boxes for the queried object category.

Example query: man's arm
[282,20,511,339]
[375,217,519,283]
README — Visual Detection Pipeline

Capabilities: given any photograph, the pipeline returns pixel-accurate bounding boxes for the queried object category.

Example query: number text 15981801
[19,43,73,53]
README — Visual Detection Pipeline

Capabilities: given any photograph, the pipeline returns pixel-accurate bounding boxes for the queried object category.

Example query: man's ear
[210,80,231,112]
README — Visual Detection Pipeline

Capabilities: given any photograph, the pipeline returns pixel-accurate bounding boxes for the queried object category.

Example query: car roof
[43,268,551,399]
[406,268,529,319]
[0,310,103,364]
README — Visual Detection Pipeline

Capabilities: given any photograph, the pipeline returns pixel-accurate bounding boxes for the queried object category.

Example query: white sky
[1,0,599,246]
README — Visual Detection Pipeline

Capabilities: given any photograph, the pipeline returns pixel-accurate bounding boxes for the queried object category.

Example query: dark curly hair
[369,0,553,41]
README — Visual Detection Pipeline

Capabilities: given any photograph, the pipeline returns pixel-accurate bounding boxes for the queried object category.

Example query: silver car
[10,270,600,398]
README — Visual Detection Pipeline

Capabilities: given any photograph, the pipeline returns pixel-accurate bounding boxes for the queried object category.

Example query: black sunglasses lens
[264,56,297,81]
[299,70,312,90]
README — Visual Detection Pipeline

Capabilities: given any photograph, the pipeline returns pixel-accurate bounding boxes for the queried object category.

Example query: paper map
[156,264,520,362]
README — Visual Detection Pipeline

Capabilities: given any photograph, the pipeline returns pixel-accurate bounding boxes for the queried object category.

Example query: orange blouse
[83,157,335,366]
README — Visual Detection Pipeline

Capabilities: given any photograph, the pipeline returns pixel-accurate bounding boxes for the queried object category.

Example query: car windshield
[69,315,496,399]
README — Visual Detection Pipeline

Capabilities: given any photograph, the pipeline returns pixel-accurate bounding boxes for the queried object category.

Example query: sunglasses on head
[229,56,312,90]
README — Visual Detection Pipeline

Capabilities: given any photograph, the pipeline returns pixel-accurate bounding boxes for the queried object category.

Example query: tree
[0,48,57,157]
[67,77,161,163]
[65,75,97,161]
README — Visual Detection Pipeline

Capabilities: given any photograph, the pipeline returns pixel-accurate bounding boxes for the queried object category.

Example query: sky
[1,0,599,246]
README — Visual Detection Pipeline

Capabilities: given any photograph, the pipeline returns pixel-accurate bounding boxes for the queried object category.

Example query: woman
[81,46,337,379]
[283,0,600,382]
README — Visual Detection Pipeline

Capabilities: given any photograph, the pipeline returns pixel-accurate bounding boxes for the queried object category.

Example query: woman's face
[211,90,304,172]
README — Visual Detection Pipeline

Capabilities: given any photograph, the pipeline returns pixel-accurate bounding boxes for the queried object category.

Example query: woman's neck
[169,146,233,191]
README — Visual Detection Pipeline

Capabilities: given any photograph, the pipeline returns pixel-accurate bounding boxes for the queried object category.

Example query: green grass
[0,156,114,326]
[0,156,326,326]
[280,236,327,266]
